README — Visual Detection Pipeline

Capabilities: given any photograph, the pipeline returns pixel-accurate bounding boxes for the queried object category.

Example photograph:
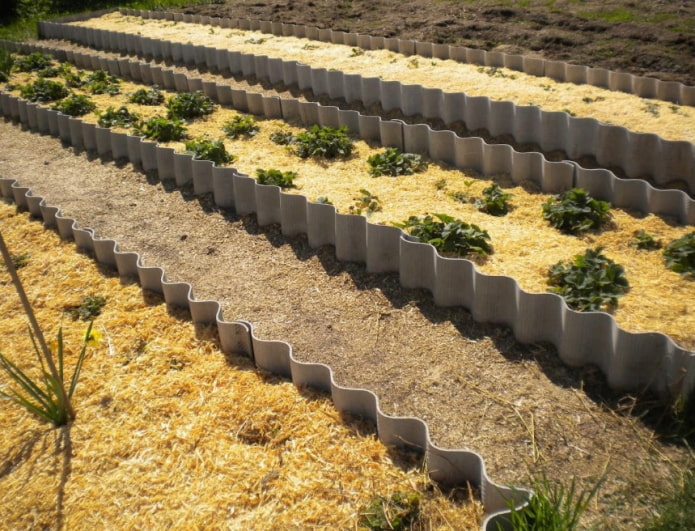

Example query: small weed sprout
[643,101,660,116]
[367,147,428,177]
[631,230,662,251]
[349,47,365,57]
[19,78,68,102]
[128,85,165,105]
[663,232,695,278]
[548,247,629,311]
[256,168,297,189]
[359,491,421,530]
[542,188,612,234]
[0,49,14,82]
[407,57,419,69]
[223,114,260,139]
[133,116,187,142]
[475,184,513,216]
[294,125,354,159]
[434,179,447,190]
[184,137,233,165]
[96,106,141,129]
[315,196,333,205]
[166,91,215,120]
[52,93,96,117]
[244,37,268,45]
[349,189,382,216]
[395,214,493,258]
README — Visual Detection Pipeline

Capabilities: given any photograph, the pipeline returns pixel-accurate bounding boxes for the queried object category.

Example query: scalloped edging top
[0,175,531,530]
[34,13,695,196]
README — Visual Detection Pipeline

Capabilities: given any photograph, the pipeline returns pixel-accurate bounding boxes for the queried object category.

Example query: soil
[184,0,695,86]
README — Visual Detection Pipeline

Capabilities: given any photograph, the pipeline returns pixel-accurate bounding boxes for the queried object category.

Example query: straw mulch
[71,12,695,143]
[0,202,482,529]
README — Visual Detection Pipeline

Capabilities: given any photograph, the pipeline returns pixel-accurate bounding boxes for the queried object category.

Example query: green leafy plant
[166,90,215,119]
[14,52,53,72]
[128,85,165,105]
[0,49,14,82]
[643,470,695,531]
[19,78,68,102]
[631,230,662,250]
[269,130,295,146]
[133,115,187,142]
[367,147,428,177]
[315,196,333,205]
[64,295,107,322]
[663,232,695,278]
[503,473,605,531]
[60,65,84,88]
[184,137,233,165]
[434,179,447,190]
[359,491,420,530]
[548,247,629,311]
[223,114,260,139]
[1,251,30,269]
[256,168,297,188]
[349,189,382,216]
[294,125,354,159]
[83,69,120,95]
[0,230,92,427]
[542,188,612,234]
[52,93,96,116]
[475,184,513,216]
[96,106,141,128]
[395,213,493,258]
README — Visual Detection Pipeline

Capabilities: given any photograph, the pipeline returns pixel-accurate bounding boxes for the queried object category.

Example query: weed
[663,232,695,278]
[244,37,268,45]
[96,105,141,129]
[19,78,68,102]
[448,191,469,203]
[434,179,447,190]
[269,130,295,146]
[315,196,333,205]
[367,147,428,177]
[359,491,420,530]
[477,66,516,79]
[582,96,605,104]
[128,85,165,106]
[475,184,513,216]
[302,43,319,50]
[184,137,233,165]
[14,52,53,72]
[548,247,629,311]
[36,65,62,78]
[349,189,382,216]
[0,49,14,82]
[643,470,695,530]
[166,91,215,120]
[643,101,660,116]
[223,114,260,139]
[395,213,493,258]
[407,57,419,69]
[631,230,662,251]
[563,108,577,116]
[61,66,84,88]
[542,188,612,235]
[65,295,107,321]
[669,104,682,115]
[52,93,96,116]
[503,472,605,530]
[133,115,187,142]
[1,251,30,269]
[294,125,354,159]
[539,83,555,92]
[256,168,297,189]
[349,47,365,57]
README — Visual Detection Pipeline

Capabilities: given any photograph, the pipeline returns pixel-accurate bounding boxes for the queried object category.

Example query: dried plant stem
[0,227,73,420]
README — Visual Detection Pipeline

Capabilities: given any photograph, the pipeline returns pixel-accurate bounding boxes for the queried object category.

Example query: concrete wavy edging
[35,10,695,195]
[0,176,529,530]
[0,58,693,403]
[3,38,694,226]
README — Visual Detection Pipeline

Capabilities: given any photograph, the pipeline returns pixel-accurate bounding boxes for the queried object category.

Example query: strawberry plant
[133,116,187,142]
[60,65,84,88]
[395,213,493,258]
[19,78,68,102]
[0,49,13,82]
[631,230,662,250]
[542,188,611,234]
[367,147,427,177]
[349,189,382,216]
[128,86,165,105]
[14,52,53,72]
[269,130,296,145]
[52,94,96,117]
[184,137,234,166]
[256,168,297,188]
[548,247,629,311]
[166,91,215,120]
[475,184,513,216]
[294,125,354,159]
[96,106,142,128]
[663,232,695,278]
[223,114,260,139]
[84,69,120,95]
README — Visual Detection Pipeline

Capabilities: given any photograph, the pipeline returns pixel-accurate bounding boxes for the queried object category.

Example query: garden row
[38,11,695,195]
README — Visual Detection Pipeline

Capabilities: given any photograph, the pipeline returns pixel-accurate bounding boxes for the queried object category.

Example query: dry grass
[0,202,483,529]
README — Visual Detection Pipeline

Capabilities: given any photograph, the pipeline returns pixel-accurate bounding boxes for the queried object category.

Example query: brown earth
[184,0,695,86]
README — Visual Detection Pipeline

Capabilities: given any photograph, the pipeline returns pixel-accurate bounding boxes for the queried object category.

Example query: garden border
[0,175,529,530]
[0,42,693,402]
[35,9,695,195]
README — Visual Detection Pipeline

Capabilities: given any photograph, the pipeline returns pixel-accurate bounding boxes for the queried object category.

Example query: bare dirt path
[1,116,692,528]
